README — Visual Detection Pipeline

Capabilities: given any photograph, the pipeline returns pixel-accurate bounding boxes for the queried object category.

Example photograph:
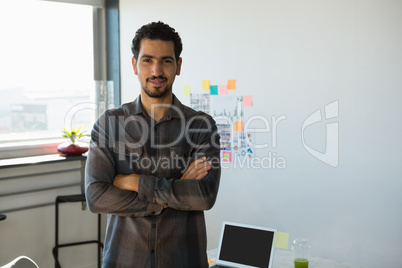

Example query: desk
[208,248,361,268]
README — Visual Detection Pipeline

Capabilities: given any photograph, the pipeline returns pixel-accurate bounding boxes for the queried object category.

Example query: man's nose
[152,62,163,76]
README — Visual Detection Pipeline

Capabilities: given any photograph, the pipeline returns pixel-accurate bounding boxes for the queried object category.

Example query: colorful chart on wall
[190,93,210,114]
[187,80,254,162]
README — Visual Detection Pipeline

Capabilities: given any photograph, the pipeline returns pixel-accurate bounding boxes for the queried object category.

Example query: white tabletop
[208,248,361,268]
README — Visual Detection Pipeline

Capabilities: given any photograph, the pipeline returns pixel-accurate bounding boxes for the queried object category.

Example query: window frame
[0,0,120,160]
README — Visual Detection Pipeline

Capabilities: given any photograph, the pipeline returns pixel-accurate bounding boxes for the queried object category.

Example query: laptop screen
[217,223,276,268]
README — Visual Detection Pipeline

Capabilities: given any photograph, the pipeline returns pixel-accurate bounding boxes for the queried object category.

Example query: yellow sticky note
[183,85,191,95]
[202,80,210,90]
[227,79,236,90]
[274,232,289,249]
[234,121,243,132]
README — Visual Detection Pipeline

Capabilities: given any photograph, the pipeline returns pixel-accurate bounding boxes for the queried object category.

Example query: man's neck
[140,91,173,122]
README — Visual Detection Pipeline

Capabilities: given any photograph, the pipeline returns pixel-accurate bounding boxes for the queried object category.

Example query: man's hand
[180,156,212,180]
[114,174,140,192]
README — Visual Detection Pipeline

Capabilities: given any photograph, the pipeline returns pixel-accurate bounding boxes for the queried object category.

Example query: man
[85,21,221,268]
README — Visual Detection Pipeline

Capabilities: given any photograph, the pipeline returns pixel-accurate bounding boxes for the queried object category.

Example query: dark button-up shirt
[85,94,221,268]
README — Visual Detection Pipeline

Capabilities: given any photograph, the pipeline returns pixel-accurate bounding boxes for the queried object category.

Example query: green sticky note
[222,151,231,162]
[274,232,289,249]
[183,85,191,95]
[210,85,218,95]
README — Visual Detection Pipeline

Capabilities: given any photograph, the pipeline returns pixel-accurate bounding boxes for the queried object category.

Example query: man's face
[132,39,182,98]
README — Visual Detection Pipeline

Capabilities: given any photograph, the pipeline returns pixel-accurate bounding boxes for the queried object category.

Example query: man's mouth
[148,77,167,87]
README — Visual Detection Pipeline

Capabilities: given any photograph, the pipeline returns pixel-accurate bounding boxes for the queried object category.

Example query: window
[0,0,117,159]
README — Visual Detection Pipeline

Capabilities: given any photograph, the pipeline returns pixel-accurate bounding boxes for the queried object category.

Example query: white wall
[119,0,402,267]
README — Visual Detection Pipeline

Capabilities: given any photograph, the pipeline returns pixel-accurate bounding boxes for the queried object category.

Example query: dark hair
[131,21,183,61]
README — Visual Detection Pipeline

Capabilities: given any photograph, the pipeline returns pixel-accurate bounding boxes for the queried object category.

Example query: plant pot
[57,142,88,156]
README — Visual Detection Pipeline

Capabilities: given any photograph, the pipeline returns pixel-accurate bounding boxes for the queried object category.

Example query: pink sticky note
[243,95,253,106]
[222,151,231,162]
[218,85,228,95]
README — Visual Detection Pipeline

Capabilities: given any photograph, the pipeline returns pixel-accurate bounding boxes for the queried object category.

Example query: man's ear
[176,57,182,76]
[132,57,138,75]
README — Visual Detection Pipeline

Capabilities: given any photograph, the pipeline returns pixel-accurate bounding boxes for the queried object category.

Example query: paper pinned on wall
[210,85,218,95]
[211,96,240,118]
[234,121,243,132]
[222,151,231,162]
[190,93,210,114]
[202,80,210,90]
[183,85,191,95]
[218,85,228,95]
[243,95,253,106]
[227,79,236,90]
[274,232,289,249]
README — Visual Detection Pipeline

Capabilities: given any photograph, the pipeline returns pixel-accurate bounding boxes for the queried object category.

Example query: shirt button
[143,195,148,200]
[152,223,156,228]
[151,249,155,254]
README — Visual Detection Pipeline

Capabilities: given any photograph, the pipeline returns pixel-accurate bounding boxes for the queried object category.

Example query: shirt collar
[169,94,185,119]
[132,94,145,115]
[131,93,185,120]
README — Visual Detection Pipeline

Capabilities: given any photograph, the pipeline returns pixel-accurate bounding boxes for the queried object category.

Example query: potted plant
[57,125,89,156]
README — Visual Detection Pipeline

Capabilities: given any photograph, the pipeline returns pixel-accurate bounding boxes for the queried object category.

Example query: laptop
[210,222,277,268]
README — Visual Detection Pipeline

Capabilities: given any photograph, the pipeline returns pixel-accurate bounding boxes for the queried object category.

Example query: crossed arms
[85,111,221,217]
[113,156,212,192]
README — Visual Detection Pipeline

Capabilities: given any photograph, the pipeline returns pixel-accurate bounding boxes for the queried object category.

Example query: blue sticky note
[210,85,218,95]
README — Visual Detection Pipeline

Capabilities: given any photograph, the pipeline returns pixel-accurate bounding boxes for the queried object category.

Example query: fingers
[193,161,211,179]
[192,157,211,171]
[193,169,209,180]
[180,156,212,180]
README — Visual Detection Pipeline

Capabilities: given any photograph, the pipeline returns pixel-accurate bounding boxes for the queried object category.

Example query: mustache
[147,76,167,81]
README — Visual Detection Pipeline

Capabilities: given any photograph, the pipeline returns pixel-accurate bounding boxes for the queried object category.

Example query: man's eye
[163,60,173,63]
[143,59,151,63]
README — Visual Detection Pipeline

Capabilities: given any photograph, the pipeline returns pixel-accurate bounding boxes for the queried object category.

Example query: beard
[142,76,171,98]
